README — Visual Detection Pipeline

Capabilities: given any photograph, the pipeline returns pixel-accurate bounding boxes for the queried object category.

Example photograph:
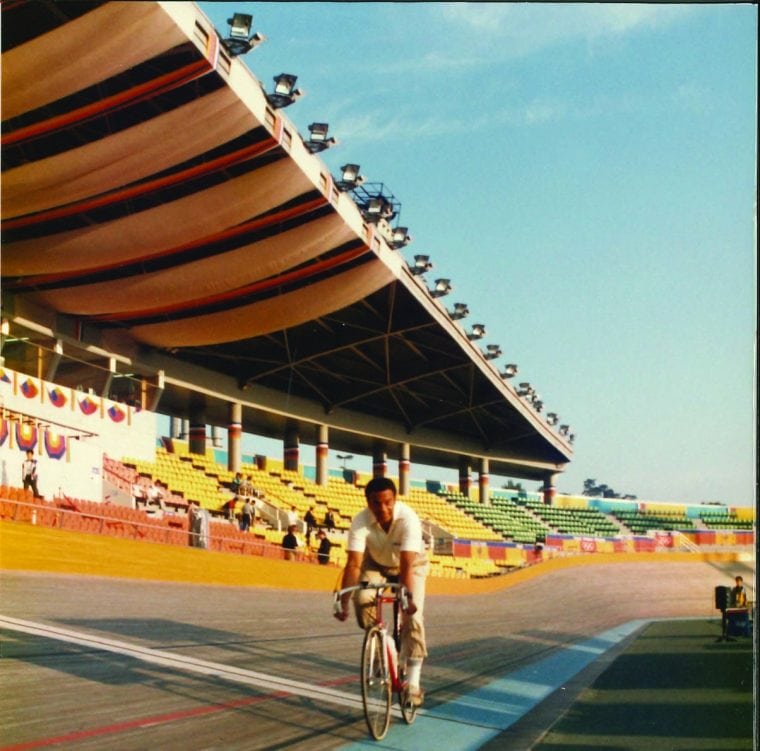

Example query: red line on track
[0,674,356,751]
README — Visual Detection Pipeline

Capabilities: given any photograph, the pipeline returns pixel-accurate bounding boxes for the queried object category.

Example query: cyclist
[334,477,428,706]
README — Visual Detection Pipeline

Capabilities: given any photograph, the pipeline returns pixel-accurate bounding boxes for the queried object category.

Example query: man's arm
[399,550,418,616]
[335,550,363,621]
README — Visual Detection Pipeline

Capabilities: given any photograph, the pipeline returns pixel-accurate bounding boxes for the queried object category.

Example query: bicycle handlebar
[333,581,410,616]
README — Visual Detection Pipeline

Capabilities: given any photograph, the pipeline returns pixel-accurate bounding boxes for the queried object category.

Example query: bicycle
[333,581,419,740]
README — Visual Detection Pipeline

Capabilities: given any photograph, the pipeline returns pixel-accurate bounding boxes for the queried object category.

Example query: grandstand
[0,1,754,584]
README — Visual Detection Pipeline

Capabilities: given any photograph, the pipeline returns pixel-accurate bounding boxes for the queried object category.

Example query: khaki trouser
[353,554,428,660]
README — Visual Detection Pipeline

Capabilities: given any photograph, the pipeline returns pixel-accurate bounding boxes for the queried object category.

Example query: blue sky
[196,3,756,506]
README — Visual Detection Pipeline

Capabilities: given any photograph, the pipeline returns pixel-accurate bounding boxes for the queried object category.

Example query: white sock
[406,658,423,689]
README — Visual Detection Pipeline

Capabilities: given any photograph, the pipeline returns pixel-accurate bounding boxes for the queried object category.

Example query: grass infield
[533,618,755,751]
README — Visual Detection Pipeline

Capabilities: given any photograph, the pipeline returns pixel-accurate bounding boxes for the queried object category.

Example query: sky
[195,2,757,506]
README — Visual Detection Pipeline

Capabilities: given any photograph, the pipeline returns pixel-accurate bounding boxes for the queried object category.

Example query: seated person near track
[334,476,428,706]
[730,576,747,608]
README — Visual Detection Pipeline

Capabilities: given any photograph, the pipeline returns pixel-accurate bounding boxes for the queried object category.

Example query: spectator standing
[324,509,336,532]
[131,481,147,509]
[287,505,299,528]
[304,506,318,546]
[240,498,253,532]
[21,450,41,498]
[282,524,300,561]
[316,529,332,565]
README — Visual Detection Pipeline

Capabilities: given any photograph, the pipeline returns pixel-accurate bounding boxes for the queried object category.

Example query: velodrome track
[0,522,754,751]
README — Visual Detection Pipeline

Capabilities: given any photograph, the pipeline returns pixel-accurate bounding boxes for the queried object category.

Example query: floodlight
[410,255,433,275]
[546,412,559,426]
[305,122,336,153]
[467,324,486,340]
[501,363,518,378]
[449,302,469,320]
[484,344,502,360]
[267,73,301,109]
[223,13,265,56]
[390,226,411,249]
[559,424,571,436]
[431,278,453,298]
[336,163,365,191]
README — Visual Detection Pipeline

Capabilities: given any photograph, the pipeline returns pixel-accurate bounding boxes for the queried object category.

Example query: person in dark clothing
[304,506,318,546]
[316,529,332,565]
[282,524,300,561]
[324,509,336,532]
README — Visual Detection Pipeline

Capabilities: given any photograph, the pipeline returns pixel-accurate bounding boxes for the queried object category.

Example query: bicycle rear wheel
[361,626,391,740]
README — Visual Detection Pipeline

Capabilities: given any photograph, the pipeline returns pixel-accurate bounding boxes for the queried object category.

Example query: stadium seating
[612,509,694,534]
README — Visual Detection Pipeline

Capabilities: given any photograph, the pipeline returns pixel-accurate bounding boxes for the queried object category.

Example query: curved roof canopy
[1,1,572,481]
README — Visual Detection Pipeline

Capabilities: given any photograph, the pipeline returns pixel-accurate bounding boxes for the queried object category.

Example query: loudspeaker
[715,585,729,610]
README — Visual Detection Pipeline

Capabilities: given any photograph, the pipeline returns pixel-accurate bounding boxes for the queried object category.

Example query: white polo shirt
[347,500,424,568]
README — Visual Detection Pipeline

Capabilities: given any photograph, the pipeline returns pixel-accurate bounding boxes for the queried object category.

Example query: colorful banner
[107,404,126,423]
[0,418,8,447]
[20,378,39,399]
[0,368,11,384]
[48,386,68,408]
[79,395,100,415]
[44,429,67,460]
[15,422,38,451]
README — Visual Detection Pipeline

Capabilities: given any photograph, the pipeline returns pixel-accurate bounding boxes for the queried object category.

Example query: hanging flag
[44,429,67,460]
[0,418,8,447]
[107,404,126,423]
[0,368,11,384]
[20,378,39,399]
[79,395,99,415]
[15,422,38,451]
[48,386,68,408]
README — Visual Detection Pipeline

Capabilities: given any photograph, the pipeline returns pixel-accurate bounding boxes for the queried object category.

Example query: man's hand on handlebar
[334,597,350,621]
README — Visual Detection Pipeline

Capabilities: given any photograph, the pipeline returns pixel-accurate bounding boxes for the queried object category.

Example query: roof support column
[459,457,471,497]
[189,420,206,456]
[284,422,299,472]
[315,424,328,486]
[478,458,490,505]
[372,442,387,478]
[542,472,558,506]
[170,416,182,439]
[228,402,242,474]
[398,442,410,497]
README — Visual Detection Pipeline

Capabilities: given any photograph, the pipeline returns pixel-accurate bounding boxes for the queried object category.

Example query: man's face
[367,488,396,528]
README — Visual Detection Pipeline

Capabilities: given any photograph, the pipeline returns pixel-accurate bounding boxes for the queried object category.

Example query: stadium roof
[1,1,572,481]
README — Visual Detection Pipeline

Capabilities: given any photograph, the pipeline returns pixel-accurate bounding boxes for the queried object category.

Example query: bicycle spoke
[361,627,391,740]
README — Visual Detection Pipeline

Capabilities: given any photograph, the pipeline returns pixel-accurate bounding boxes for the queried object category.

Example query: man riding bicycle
[334,477,428,705]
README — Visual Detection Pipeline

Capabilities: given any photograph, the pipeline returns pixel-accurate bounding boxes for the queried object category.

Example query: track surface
[1,559,752,750]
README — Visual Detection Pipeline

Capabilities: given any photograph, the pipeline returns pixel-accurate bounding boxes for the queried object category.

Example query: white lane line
[0,614,369,713]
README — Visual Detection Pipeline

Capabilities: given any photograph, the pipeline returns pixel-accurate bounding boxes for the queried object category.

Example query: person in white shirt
[334,477,428,706]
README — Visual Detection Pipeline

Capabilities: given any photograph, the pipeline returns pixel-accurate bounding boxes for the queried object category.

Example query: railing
[0,497,322,564]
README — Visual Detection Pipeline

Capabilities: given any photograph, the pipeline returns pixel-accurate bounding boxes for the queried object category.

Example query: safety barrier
[0,496,319,564]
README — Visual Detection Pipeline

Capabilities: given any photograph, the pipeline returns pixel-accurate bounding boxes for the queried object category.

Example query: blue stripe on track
[340,619,647,751]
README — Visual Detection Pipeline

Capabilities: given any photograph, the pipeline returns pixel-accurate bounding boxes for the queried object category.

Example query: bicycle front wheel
[361,626,391,740]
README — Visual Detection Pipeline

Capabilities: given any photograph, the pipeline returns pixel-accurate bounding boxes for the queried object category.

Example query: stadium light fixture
[431,279,453,298]
[337,453,353,469]
[223,13,265,56]
[533,399,544,412]
[501,363,518,378]
[568,433,576,444]
[390,226,411,249]
[409,255,433,275]
[546,412,559,426]
[467,323,486,341]
[305,122,336,153]
[335,163,365,191]
[449,302,469,320]
[484,344,502,360]
[559,424,571,436]
[266,73,301,109]
[517,382,533,397]
[362,196,395,222]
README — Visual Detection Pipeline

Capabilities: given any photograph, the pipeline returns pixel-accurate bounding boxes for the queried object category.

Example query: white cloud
[440,3,694,54]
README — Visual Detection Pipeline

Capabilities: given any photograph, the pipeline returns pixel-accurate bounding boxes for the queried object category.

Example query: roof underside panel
[1,0,572,474]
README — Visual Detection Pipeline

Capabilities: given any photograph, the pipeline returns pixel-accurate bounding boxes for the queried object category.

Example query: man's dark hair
[364,476,397,499]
